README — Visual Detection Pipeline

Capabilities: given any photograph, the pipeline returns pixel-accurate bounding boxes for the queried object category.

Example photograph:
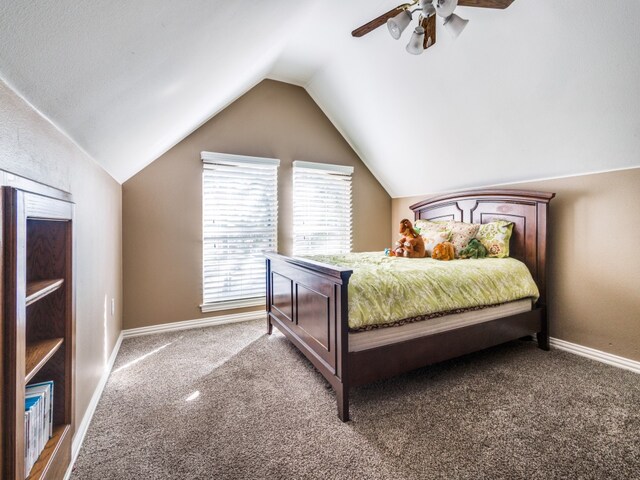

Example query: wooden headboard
[410,189,555,305]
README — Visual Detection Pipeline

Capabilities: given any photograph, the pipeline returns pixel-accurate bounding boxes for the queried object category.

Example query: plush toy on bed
[431,241,456,261]
[391,219,426,258]
[459,238,488,259]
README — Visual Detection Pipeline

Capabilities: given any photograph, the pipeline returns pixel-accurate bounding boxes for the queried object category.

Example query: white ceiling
[1,0,639,195]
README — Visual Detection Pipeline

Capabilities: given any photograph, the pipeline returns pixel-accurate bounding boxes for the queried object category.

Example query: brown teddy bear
[431,241,455,261]
[391,219,426,258]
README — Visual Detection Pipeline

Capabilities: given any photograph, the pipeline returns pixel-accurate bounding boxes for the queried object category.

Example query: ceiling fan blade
[420,15,436,50]
[457,0,515,8]
[351,5,408,37]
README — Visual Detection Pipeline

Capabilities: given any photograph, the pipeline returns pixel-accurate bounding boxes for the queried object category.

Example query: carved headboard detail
[410,189,555,305]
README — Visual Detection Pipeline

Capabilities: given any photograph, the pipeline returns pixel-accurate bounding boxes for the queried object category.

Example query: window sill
[200,297,265,313]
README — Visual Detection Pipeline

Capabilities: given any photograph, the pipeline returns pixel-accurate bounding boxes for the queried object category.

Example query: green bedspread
[304,252,539,330]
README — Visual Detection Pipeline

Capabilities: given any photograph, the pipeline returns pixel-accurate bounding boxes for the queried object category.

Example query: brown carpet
[71,320,640,480]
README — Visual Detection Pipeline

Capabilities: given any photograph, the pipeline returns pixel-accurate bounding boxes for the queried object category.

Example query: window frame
[292,160,353,256]
[200,151,279,312]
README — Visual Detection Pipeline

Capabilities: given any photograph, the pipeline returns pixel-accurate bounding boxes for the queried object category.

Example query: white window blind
[293,161,353,256]
[202,152,279,309]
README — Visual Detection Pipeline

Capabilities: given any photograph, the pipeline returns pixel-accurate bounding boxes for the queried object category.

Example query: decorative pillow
[446,221,480,257]
[414,220,451,256]
[476,220,514,258]
[414,219,450,232]
[421,230,452,256]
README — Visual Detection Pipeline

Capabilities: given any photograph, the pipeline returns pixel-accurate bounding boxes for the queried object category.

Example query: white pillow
[415,221,452,256]
[422,231,451,256]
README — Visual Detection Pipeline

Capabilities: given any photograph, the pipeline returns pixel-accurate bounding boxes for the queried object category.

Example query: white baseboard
[549,337,640,374]
[64,332,124,480]
[121,310,265,338]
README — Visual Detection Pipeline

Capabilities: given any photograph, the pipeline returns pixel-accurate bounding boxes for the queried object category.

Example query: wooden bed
[265,189,555,421]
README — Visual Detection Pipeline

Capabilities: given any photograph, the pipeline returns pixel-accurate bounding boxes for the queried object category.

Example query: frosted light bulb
[387,10,412,40]
[406,26,426,55]
[443,13,469,38]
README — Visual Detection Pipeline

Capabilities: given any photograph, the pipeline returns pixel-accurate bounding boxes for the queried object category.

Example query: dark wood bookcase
[1,172,75,480]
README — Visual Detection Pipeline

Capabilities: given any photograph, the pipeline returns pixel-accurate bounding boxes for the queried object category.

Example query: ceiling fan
[352,0,515,55]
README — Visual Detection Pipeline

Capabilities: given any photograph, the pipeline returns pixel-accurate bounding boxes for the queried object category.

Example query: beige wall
[123,80,391,329]
[392,168,640,362]
[0,81,123,430]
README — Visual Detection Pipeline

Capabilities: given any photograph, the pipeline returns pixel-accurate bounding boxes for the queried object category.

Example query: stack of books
[24,381,54,476]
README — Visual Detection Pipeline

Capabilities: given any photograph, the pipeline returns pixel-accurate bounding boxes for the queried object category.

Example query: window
[201,152,279,311]
[292,161,353,256]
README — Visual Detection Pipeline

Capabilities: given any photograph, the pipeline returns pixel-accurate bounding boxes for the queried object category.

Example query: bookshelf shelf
[25,338,64,383]
[25,425,71,480]
[1,179,75,480]
[26,279,64,307]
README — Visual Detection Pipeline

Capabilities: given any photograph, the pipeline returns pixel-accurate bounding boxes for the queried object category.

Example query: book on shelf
[24,395,40,476]
[24,380,54,476]
[27,381,54,437]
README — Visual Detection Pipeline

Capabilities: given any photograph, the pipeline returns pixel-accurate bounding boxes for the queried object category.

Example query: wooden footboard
[265,253,352,420]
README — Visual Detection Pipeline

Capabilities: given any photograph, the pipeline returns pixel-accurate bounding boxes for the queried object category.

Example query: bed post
[336,279,350,422]
[536,306,550,351]
[266,257,273,335]
[535,199,551,351]
[336,384,349,422]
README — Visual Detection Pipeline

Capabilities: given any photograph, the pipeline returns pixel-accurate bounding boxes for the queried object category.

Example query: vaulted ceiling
[1,0,639,196]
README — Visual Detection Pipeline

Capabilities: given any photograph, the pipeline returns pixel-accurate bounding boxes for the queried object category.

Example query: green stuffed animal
[459,238,488,259]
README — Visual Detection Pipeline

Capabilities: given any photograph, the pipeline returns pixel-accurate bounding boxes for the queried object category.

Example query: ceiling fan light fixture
[406,26,426,55]
[387,10,412,39]
[419,0,436,16]
[434,0,458,18]
[352,0,507,55]
[443,13,469,38]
